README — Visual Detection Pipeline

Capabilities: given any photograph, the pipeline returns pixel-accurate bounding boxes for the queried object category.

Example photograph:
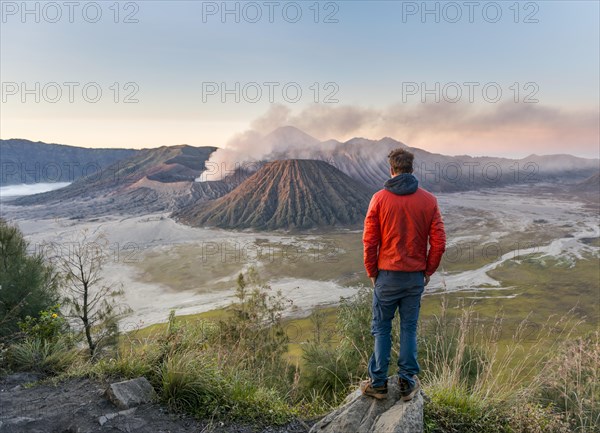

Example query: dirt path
[0,373,312,433]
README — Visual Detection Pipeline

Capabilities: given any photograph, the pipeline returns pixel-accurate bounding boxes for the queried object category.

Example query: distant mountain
[174,159,373,230]
[521,154,599,181]
[265,131,599,192]
[261,126,321,151]
[12,145,238,217]
[0,139,137,186]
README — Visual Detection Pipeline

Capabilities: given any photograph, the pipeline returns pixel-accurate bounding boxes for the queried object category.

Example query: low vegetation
[0,219,60,341]
[1,222,597,431]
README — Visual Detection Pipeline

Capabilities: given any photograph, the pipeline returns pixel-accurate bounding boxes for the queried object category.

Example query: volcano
[174,159,374,230]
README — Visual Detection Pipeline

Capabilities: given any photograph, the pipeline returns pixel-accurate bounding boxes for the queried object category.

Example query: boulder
[309,376,424,433]
[105,377,157,410]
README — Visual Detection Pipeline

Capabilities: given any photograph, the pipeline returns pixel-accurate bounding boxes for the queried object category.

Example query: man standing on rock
[361,148,446,401]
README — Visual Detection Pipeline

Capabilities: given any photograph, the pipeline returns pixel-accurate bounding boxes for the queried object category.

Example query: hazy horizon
[2,128,599,160]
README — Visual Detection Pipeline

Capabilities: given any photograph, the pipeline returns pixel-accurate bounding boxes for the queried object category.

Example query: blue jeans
[368,270,425,388]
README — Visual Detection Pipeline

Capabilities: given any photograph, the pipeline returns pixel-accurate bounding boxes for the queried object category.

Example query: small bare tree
[55,230,130,360]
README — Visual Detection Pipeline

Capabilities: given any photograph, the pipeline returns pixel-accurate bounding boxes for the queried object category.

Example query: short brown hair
[388,148,414,174]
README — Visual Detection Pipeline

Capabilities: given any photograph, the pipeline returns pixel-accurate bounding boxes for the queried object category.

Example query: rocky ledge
[310,376,424,433]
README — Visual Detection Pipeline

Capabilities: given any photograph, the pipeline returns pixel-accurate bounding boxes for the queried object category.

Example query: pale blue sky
[1,1,598,156]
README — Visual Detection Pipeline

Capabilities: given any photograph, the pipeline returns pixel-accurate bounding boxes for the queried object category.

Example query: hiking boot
[398,375,420,401]
[360,379,388,400]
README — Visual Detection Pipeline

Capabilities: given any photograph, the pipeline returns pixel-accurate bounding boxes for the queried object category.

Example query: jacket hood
[384,173,419,195]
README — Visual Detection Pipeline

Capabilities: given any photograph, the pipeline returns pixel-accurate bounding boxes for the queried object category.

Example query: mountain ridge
[10,145,231,218]
[0,139,138,186]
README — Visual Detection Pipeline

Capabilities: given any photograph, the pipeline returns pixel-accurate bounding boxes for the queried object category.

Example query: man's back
[363,173,446,278]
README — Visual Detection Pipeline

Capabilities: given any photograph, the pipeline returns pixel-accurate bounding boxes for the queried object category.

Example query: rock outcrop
[105,377,157,410]
[310,377,424,433]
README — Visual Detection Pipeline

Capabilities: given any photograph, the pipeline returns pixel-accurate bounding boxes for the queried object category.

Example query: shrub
[217,269,291,375]
[159,349,292,424]
[58,231,131,360]
[7,303,78,375]
[8,336,78,374]
[506,402,570,433]
[419,298,490,391]
[18,304,69,343]
[424,384,510,433]
[336,284,373,372]
[160,350,221,414]
[300,342,354,402]
[299,285,372,402]
[0,219,60,340]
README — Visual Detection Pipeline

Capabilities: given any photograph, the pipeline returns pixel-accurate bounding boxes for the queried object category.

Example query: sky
[1,0,599,158]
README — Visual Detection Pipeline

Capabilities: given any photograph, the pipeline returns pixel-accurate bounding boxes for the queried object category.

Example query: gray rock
[98,412,118,426]
[98,407,138,426]
[309,376,424,433]
[105,377,156,410]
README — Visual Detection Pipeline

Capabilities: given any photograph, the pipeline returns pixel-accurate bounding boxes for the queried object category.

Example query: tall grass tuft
[537,330,600,432]
[8,336,78,374]
[421,293,583,432]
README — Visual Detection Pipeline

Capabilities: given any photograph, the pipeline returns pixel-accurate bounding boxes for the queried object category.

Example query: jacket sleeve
[425,203,446,276]
[363,195,381,278]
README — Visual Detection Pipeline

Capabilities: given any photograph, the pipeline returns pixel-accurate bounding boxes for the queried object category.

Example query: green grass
[125,305,339,366]
[129,307,233,339]
[7,336,78,374]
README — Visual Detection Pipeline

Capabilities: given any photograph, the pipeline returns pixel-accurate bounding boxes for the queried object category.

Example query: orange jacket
[363,173,446,278]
